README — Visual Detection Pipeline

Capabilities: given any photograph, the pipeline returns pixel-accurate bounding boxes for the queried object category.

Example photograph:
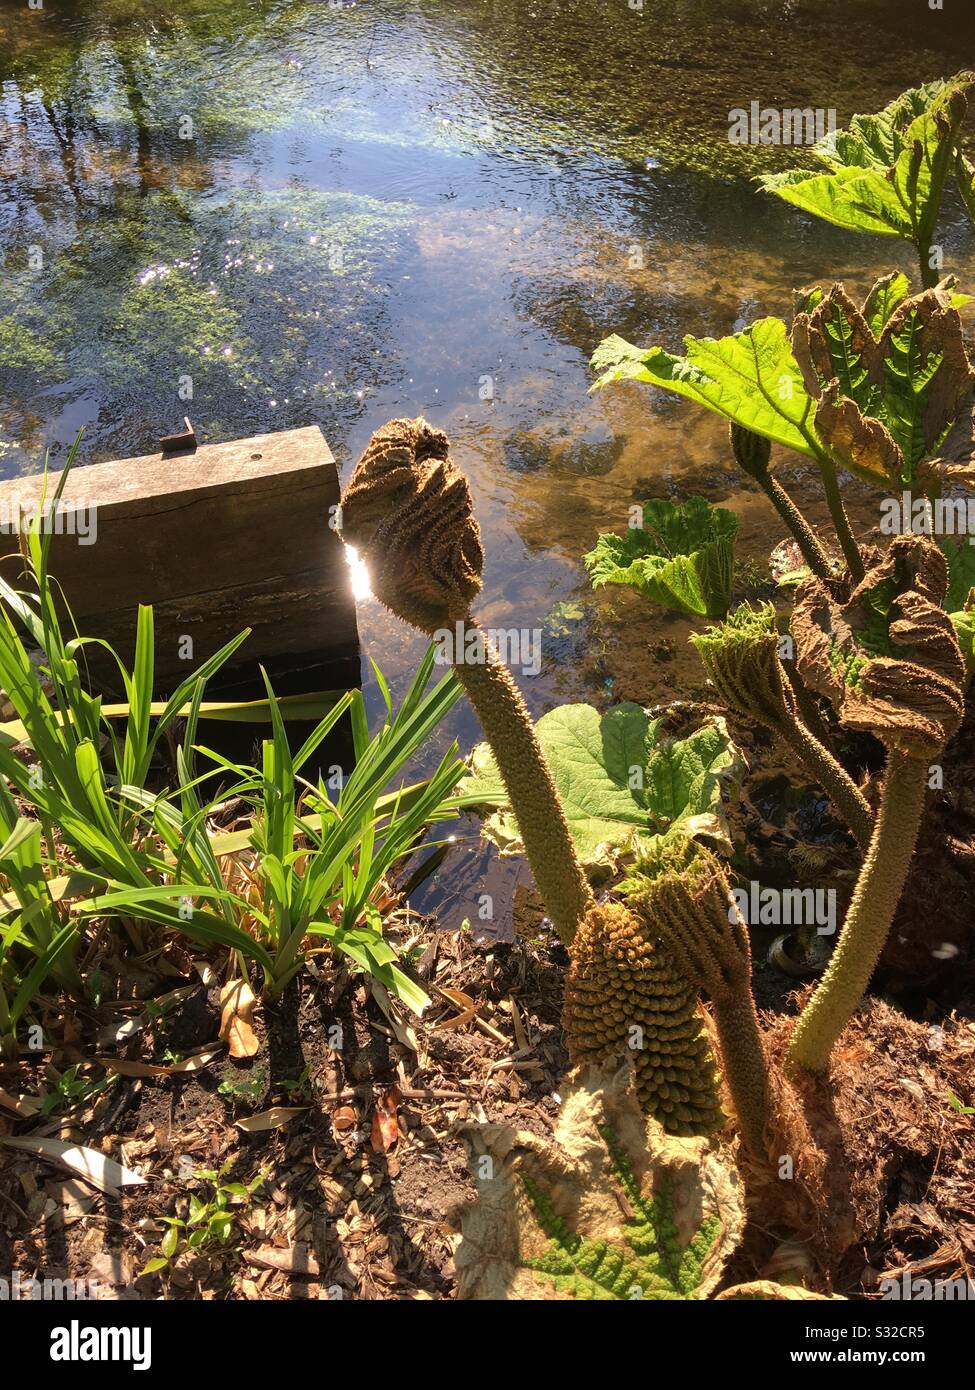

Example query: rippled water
[2,0,974,925]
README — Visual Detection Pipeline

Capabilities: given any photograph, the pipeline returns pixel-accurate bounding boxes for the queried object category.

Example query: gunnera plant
[786,534,966,1072]
[455,1060,838,1301]
[340,419,723,1134]
[622,841,769,1156]
[339,416,592,945]
[729,424,831,581]
[690,602,872,849]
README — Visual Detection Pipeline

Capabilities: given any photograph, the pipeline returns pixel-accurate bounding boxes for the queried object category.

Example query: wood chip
[247,1244,320,1276]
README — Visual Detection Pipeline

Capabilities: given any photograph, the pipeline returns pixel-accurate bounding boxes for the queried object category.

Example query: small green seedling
[947,1090,975,1116]
[144,1162,268,1276]
[39,1063,114,1117]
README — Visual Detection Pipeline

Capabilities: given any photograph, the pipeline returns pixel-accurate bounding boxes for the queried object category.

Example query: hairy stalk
[789,536,967,1071]
[711,997,769,1156]
[729,423,831,580]
[918,242,937,291]
[339,417,595,942]
[781,660,833,748]
[342,419,723,1131]
[816,456,864,582]
[773,711,872,850]
[691,604,872,849]
[786,752,926,1072]
[759,472,832,580]
[455,623,593,944]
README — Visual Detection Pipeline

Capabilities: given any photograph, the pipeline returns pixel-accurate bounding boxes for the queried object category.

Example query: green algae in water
[1,186,415,447]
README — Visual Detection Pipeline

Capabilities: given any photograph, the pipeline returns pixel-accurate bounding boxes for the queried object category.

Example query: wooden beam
[0,427,359,698]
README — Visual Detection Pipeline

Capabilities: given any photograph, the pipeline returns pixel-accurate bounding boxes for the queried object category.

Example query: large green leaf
[460,702,744,869]
[760,75,973,249]
[942,538,975,612]
[591,318,819,458]
[862,272,912,336]
[585,496,738,619]
[759,166,912,239]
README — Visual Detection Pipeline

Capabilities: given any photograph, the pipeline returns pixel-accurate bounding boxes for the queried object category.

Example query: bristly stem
[453,620,594,945]
[712,994,769,1156]
[775,713,873,851]
[786,750,926,1073]
[816,457,864,582]
[918,240,938,291]
[759,471,832,581]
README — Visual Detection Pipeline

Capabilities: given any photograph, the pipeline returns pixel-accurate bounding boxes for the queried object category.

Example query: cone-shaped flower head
[623,840,751,1002]
[792,534,965,759]
[691,602,791,729]
[623,839,770,1155]
[340,417,484,633]
[562,901,723,1137]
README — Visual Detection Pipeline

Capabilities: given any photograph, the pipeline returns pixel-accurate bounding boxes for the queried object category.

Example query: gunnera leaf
[459,702,744,870]
[792,534,966,757]
[591,319,819,459]
[791,278,975,489]
[585,496,738,619]
[760,74,973,247]
[942,539,975,675]
[454,1060,744,1301]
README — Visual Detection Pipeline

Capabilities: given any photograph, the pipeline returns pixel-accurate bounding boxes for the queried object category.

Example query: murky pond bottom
[3,0,974,930]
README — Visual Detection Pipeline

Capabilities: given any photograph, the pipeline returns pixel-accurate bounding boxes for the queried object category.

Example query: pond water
[2,0,974,928]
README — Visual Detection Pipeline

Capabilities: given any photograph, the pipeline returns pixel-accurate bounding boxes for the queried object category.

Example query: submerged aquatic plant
[690,603,872,848]
[759,73,974,288]
[786,535,966,1072]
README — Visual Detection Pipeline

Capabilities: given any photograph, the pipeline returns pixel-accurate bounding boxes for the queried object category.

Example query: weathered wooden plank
[0,427,359,696]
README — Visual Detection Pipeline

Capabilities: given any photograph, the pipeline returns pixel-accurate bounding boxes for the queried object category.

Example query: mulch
[1,900,973,1300]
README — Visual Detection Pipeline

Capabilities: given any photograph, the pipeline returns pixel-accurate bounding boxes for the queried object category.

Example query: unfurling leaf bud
[729,423,771,480]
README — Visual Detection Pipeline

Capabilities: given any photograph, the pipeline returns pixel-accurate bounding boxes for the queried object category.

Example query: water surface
[2,0,974,926]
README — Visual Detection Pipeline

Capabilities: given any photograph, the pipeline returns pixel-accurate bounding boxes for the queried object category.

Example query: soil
[1,883,973,1301]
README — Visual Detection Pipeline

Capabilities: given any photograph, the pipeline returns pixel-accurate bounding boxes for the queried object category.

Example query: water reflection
[2,0,975,928]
